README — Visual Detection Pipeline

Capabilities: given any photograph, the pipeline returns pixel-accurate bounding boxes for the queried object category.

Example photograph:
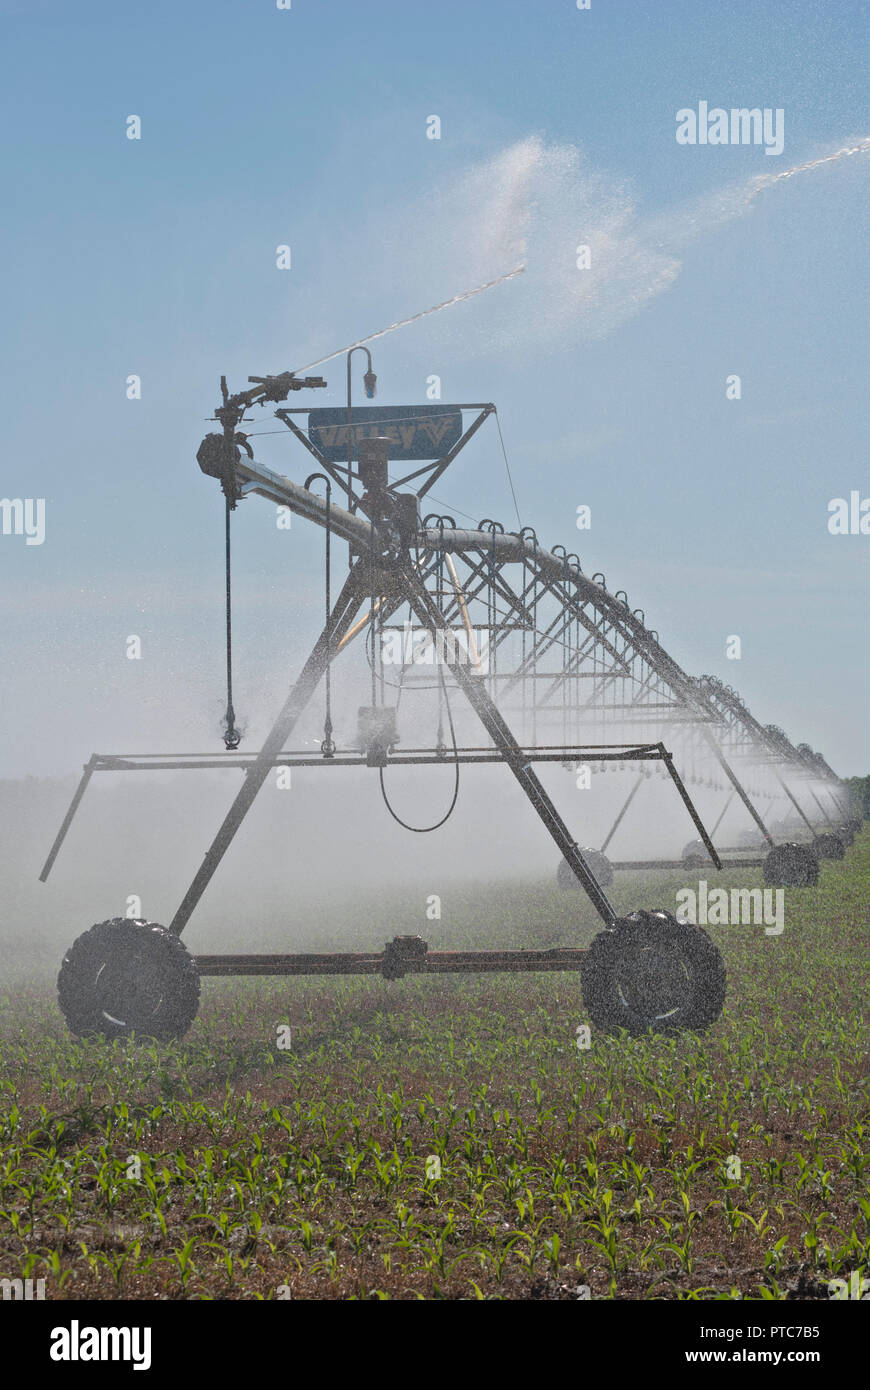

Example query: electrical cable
[378,664,460,832]
[222,496,241,750]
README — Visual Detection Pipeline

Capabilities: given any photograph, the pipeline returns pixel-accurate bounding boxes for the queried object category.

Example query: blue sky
[0,0,867,777]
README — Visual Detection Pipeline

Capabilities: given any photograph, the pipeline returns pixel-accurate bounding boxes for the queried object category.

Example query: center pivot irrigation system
[42,342,856,1044]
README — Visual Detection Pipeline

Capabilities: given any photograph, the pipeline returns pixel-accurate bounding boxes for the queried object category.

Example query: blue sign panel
[308,405,463,462]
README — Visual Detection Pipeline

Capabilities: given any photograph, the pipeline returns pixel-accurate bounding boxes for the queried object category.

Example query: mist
[353,133,870,361]
[3,131,862,986]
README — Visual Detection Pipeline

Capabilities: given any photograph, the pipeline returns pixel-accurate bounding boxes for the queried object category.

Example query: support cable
[495,410,522,528]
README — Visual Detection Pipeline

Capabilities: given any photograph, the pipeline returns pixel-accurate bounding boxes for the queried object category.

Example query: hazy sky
[1,0,867,779]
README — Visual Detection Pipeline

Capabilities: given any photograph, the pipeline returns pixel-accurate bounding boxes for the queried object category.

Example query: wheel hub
[95,956,166,1027]
[616,943,690,1020]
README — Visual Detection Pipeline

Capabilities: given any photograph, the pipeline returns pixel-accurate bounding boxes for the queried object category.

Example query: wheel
[557,848,614,890]
[837,824,854,847]
[763,842,819,887]
[813,833,845,860]
[682,839,709,867]
[581,909,726,1037]
[58,918,200,1041]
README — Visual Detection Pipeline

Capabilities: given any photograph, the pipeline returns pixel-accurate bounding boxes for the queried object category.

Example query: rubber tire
[763,843,819,888]
[58,918,200,1041]
[581,909,726,1037]
[682,839,709,867]
[557,848,614,890]
[813,833,845,860]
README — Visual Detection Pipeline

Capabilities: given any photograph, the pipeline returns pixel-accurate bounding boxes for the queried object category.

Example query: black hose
[378,666,460,832]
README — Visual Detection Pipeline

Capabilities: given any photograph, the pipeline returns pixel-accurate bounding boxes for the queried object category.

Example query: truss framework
[41,389,850,946]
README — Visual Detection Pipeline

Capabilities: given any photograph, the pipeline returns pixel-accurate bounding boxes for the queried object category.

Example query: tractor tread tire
[58,918,200,1042]
[813,833,845,861]
[581,910,726,1037]
[557,849,614,891]
[763,843,820,888]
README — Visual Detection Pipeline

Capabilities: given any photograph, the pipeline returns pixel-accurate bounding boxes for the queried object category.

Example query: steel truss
[41,377,852,1033]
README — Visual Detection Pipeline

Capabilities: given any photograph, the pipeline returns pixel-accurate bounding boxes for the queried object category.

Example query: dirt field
[1,837,867,1300]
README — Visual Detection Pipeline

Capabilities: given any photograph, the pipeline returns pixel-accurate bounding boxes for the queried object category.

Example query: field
[1,838,867,1301]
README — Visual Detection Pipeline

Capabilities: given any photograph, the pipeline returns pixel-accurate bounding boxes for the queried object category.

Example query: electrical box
[357,705,399,767]
[357,436,390,494]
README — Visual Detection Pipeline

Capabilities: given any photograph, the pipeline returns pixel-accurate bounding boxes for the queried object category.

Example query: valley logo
[676,103,784,156]
[49,1320,151,1371]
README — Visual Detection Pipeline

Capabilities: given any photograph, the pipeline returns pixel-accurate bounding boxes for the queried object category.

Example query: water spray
[291,265,526,376]
[747,135,870,202]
